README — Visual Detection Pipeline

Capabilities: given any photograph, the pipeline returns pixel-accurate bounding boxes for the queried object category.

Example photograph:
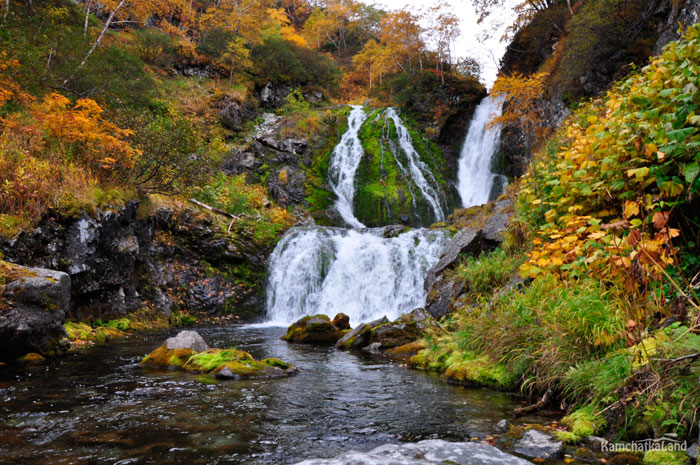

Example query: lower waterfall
[265,226,450,325]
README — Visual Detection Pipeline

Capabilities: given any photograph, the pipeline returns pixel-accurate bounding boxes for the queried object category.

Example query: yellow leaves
[623,200,640,219]
[626,167,649,179]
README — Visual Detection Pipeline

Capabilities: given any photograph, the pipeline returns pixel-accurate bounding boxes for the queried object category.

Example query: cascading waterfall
[265,226,450,325]
[457,96,507,208]
[384,108,446,222]
[265,106,455,325]
[328,105,368,229]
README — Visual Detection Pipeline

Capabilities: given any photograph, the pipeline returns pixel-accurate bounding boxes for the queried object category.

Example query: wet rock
[367,316,389,328]
[257,81,293,108]
[332,313,350,330]
[336,324,371,350]
[17,352,46,364]
[165,330,209,353]
[362,342,382,353]
[688,442,698,460]
[0,265,71,360]
[424,228,481,291]
[495,419,509,434]
[142,336,297,379]
[282,315,343,344]
[370,309,436,349]
[513,429,564,460]
[294,439,533,465]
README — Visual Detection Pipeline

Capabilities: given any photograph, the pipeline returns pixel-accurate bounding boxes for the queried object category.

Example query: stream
[0,325,531,465]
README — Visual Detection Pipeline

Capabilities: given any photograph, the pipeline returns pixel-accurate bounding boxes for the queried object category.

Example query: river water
[0,326,529,465]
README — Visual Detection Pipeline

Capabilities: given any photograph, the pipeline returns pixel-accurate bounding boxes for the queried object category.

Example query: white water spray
[265,227,450,325]
[328,105,368,229]
[457,96,506,208]
[385,108,445,222]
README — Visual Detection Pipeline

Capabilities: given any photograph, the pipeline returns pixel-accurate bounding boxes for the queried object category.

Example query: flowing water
[328,105,368,229]
[0,326,526,465]
[384,108,445,222]
[457,96,507,208]
[265,226,450,325]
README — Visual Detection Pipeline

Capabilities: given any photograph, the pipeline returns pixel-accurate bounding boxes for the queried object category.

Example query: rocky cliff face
[1,201,271,327]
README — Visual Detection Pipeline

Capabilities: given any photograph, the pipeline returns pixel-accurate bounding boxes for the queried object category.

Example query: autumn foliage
[517,24,700,318]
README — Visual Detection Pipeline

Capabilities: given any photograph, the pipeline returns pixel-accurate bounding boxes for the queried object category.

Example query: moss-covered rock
[282,314,343,344]
[369,309,438,349]
[336,323,371,350]
[556,406,607,444]
[642,450,688,465]
[140,334,298,380]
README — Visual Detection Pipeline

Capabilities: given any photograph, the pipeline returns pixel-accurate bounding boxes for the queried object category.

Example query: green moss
[140,346,196,369]
[642,450,688,465]
[261,358,290,369]
[442,350,518,389]
[557,406,607,443]
[183,348,252,372]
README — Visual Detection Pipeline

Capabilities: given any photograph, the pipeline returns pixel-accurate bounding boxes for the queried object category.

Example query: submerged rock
[282,315,343,344]
[0,265,71,360]
[294,439,532,465]
[141,331,297,380]
[513,429,564,460]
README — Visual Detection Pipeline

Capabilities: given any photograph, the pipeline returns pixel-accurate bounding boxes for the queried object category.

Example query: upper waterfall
[265,226,450,325]
[457,96,506,208]
[384,108,445,222]
[328,105,368,229]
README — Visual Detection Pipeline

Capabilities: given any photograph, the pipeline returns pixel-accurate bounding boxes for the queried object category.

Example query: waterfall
[457,96,506,208]
[265,105,453,325]
[328,105,368,229]
[265,226,450,325]
[384,108,445,222]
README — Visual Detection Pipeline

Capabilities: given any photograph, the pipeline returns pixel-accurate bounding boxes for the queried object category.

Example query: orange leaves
[31,92,138,175]
[491,72,550,144]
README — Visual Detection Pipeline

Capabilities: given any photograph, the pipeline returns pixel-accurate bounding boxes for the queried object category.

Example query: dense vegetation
[413,19,700,452]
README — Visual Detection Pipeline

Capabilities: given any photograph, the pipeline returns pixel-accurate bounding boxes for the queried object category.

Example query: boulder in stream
[336,323,371,350]
[293,439,533,465]
[141,331,298,379]
[370,309,437,349]
[331,313,351,330]
[513,429,564,460]
[282,315,343,344]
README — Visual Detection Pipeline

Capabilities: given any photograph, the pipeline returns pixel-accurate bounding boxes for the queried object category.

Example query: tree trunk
[566,0,574,15]
[3,0,9,19]
[84,1,91,35]
[65,0,126,85]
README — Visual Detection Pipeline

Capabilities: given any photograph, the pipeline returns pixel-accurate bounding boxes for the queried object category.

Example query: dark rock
[366,316,389,328]
[164,330,209,353]
[218,97,253,131]
[495,419,509,434]
[424,228,481,292]
[370,309,436,349]
[587,436,609,452]
[0,266,71,360]
[482,213,511,244]
[654,0,700,54]
[332,313,350,330]
[336,324,371,350]
[513,429,564,460]
[282,315,342,344]
[293,439,532,465]
[257,81,293,108]
[381,225,409,238]
[425,275,465,319]
[362,342,382,353]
